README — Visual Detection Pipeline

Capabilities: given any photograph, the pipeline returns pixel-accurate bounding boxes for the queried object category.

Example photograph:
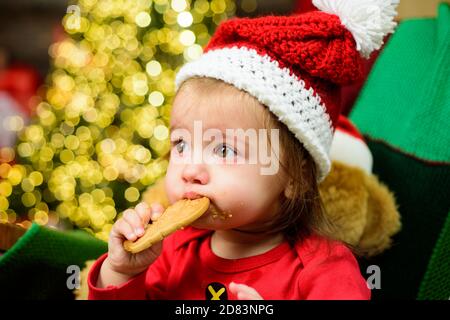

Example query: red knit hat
[176,0,399,181]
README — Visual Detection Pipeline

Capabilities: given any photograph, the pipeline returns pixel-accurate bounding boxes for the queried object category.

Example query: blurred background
[0,0,446,81]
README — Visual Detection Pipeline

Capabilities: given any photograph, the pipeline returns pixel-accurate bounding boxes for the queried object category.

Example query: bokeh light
[0,0,235,241]
[135,11,152,27]
[177,11,194,27]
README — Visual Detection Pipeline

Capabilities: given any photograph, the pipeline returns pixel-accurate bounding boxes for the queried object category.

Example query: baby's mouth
[182,191,204,200]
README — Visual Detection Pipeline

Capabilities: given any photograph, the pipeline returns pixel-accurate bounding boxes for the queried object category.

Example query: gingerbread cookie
[123,197,210,253]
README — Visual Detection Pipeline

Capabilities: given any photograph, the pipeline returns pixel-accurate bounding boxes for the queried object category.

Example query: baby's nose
[181,164,209,185]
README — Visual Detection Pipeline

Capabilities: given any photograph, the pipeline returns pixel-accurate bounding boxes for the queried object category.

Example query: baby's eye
[172,139,187,154]
[214,143,237,158]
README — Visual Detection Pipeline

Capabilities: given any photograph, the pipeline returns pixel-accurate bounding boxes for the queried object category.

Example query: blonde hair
[263,108,335,245]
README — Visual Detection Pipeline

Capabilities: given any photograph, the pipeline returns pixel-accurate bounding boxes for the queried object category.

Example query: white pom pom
[312,0,399,58]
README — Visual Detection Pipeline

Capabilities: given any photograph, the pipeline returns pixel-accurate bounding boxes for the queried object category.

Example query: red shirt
[88,227,370,300]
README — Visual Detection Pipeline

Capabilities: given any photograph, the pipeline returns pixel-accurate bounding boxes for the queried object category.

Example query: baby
[88,0,398,300]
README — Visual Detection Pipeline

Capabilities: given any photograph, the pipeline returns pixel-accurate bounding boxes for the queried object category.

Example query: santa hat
[330,115,373,174]
[176,0,399,181]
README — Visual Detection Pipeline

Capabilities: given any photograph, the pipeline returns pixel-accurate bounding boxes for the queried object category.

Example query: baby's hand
[104,202,165,277]
[229,282,264,300]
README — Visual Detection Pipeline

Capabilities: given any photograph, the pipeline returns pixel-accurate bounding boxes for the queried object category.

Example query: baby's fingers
[134,202,152,224]
[134,201,164,224]
[123,208,146,237]
[229,282,264,300]
[111,218,138,242]
[149,202,164,222]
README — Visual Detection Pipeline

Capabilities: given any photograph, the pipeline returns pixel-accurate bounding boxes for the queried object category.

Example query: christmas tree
[0,0,235,241]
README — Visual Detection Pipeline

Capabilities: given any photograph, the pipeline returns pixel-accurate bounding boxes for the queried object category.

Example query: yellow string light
[1,0,235,238]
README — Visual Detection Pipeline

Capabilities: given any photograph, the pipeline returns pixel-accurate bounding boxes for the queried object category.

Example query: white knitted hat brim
[175,46,334,181]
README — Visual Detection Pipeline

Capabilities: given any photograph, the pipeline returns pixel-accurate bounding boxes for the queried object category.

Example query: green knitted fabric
[418,212,450,300]
[0,223,107,299]
[356,141,450,299]
[350,3,450,164]
[350,3,450,300]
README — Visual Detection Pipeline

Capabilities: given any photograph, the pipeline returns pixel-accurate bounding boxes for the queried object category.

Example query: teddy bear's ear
[320,161,401,257]
[357,173,401,256]
[319,161,369,247]
[322,115,401,256]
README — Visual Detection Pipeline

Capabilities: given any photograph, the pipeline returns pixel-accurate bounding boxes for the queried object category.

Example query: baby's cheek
[164,169,180,204]
[222,183,259,212]
[221,170,260,198]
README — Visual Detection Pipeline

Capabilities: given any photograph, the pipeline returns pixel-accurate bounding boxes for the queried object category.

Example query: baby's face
[164,82,287,231]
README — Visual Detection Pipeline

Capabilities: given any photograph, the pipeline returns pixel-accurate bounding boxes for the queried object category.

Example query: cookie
[123,197,210,253]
